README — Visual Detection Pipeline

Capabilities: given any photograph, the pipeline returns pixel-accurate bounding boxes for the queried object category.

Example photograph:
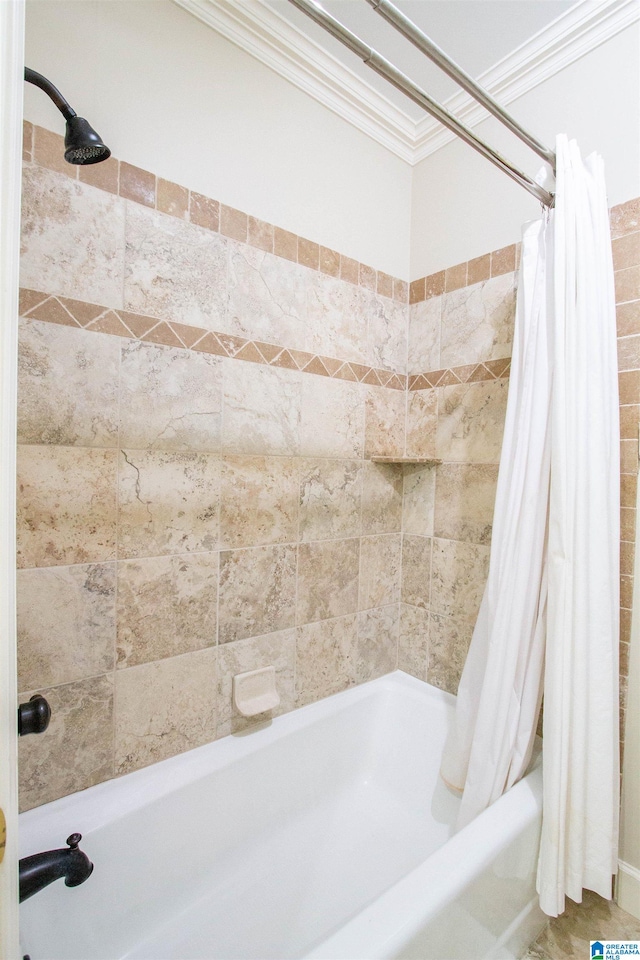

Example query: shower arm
[24,67,77,121]
[286,0,554,207]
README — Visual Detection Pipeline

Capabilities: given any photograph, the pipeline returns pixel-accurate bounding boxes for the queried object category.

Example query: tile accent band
[18,288,408,390]
[22,122,409,305]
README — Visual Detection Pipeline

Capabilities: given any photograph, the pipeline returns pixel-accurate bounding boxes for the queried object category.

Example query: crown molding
[174,0,639,166]
[413,0,640,162]
[173,0,418,161]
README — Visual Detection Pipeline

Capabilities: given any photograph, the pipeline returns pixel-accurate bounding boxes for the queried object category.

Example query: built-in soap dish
[233,666,280,717]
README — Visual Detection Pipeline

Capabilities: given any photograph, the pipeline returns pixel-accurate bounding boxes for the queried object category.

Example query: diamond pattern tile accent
[18,287,506,394]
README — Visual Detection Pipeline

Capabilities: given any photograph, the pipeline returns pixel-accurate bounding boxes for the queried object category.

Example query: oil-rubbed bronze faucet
[19,834,93,902]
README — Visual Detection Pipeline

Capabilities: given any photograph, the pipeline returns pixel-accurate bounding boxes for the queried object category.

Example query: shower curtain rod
[364,0,556,169]
[286,0,555,207]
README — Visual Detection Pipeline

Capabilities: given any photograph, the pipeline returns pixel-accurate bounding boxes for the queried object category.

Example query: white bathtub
[19,671,546,960]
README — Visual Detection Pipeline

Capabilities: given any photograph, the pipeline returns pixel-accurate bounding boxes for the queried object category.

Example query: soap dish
[233,666,280,717]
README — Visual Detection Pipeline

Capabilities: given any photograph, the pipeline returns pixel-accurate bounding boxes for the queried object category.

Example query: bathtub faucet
[19,833,94,902]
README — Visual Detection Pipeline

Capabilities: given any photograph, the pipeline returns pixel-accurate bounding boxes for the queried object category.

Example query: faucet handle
[18,695,51,736]
[66,834,82,849]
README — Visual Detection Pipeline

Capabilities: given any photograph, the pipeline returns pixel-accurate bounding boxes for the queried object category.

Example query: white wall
[410,23,640,278]
[23,0,413,279]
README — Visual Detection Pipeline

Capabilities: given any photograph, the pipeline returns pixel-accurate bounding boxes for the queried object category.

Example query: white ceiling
[264,0,578,117]
[175,0,638,161]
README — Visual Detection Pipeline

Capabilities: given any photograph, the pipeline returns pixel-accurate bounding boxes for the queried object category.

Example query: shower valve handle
[18,695,51,736]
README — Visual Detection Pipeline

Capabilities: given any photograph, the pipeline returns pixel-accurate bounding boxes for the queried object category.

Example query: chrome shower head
[25,68,111,166]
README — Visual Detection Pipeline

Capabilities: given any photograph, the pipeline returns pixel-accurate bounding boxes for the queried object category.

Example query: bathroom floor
[524,890,640,959]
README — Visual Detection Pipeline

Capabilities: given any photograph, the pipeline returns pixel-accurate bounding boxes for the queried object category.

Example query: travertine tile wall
[398,199,640,770]
[17,121,639,810]
[17,126,408,812]
[397,268,515,693]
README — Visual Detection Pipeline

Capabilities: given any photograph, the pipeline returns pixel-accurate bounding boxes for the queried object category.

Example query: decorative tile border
[18,288,407,390]
[409,245,520,305]
[409,197,640,306]
[22,121,409,305]
[408,357,511,390]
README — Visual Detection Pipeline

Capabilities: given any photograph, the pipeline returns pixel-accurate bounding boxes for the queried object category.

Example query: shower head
[24,67,111,165]
[64,116,111,165]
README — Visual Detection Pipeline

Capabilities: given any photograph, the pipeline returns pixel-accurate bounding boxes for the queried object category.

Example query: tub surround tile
[436,380,509,463]
[445,262,467,293]
[428,613,475,694]
[398,603,430,680]
[220,456,298,549]
[18,319,120,447]
[408,297,441,375]
[114,648,218,775]
[118,450,220,558]
[18,286,406,395]
[295,614,359,706]
[217,629,296,736]
[124,203,227,330]
[467,254,491,286]
[490,244,517,278]
[119,340,223,452]
[300,375,365,459]
[119,162,156,208]
[24,125,410,308]
[356,605,399,681]
[299,459,362,542]
[18,674,114,812]
[189,192,220,232]
[430,538,490,623]
[222,362,301,457]
[440,274,515,369]
[364,386,405,459]
[406,389,438,458]
[361,462,403,535]
[227,243,310,352]
[157,178,189,220]
[17,563,115,690]
[21,132,638,811]
[401,536,432,609]
[17,445,117,569]
[359,534,401,610]
[434,463,499,545]
[363,289,407,373]
[78,155,120,195]
[218,544,297,644]
[307,273,367,363]
[20,166,126,307]
[297,539,359,624]
[402,465,436,537]
[116,553,218,668]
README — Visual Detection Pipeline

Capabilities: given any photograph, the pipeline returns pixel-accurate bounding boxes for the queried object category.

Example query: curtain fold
[439,215,553,826]
[440,134,620,917]
[537,136,619,918]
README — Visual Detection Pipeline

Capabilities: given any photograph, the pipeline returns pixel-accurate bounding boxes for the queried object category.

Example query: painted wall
[23,0,412,279]
[411,23,640,278]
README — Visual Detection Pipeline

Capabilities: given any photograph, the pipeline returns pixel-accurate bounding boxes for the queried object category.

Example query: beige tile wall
[400,197,640,776]
[17,122,639,810]
[17,130,408,812]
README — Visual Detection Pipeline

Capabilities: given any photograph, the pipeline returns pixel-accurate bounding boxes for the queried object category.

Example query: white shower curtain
[537,137,620,917]
[440,135,620,917]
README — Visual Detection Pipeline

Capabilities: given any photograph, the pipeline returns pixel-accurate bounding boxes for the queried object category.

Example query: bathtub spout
[19,833,93,903]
